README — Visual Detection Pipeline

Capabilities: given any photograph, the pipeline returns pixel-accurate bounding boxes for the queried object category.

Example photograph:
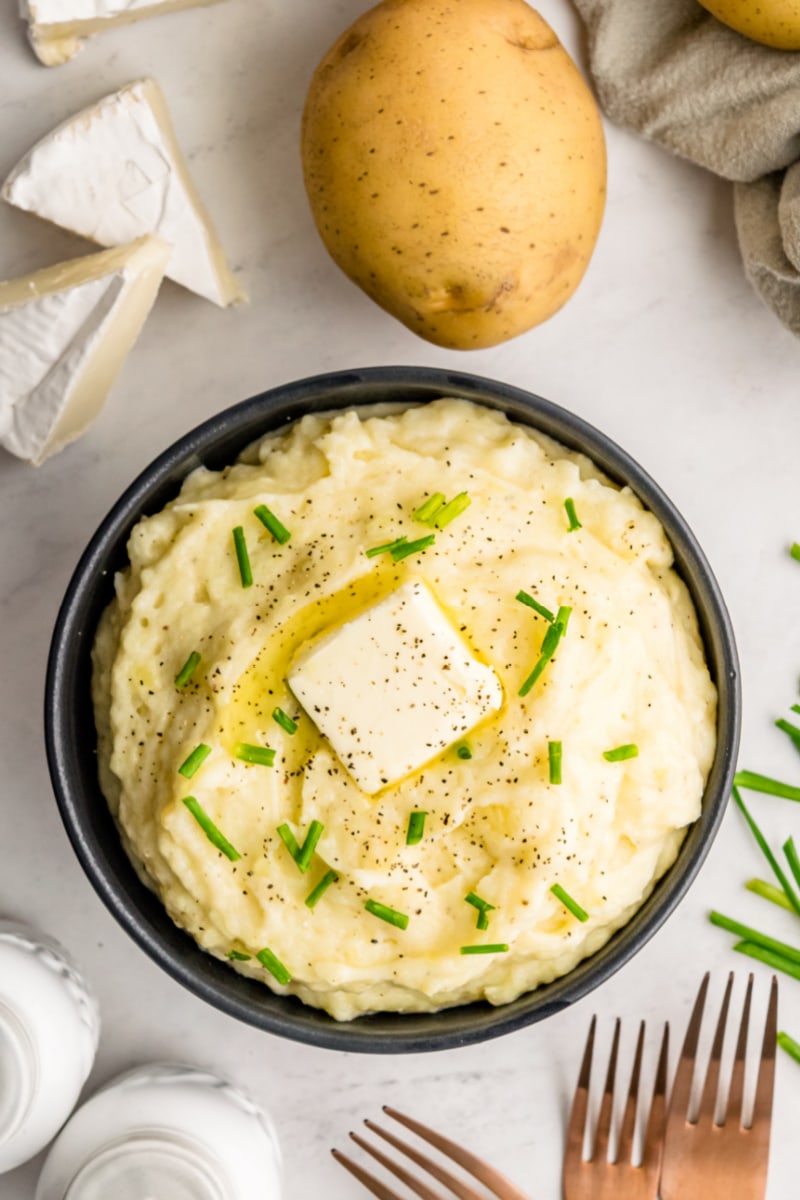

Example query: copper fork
[563,1016,669,1199]
[660,972,778,1200]
[333,1105,529,1200]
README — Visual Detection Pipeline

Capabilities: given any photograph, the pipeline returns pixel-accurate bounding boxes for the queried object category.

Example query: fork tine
[641,1021,669,1170]
[350,1131,446,1200]
[364,1120,483,1200]
[751,975,778,1130]
[565,1016,595,1164]
[727,973,753,1124]
[383,1107,525,1198]
[669,972,709,1125]
[697,972,734,1125]
[616,1019,645,1165]
[332,1148,407,1200]
[593,1017,621,1164]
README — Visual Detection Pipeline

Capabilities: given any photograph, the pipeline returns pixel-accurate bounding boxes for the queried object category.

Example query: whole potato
[301,0,606,349]
[698,0,800,49]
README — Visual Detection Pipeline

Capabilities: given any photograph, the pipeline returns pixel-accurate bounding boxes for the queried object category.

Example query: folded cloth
[573,0,800,336]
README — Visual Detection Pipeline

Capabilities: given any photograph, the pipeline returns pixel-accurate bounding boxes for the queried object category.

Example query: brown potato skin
[301,0,606,350]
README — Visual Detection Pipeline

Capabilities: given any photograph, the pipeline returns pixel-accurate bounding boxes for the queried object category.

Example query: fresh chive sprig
[254,503,291,545]
[516,590,555,623]
[234,742,275,767]
[603,744,639,763]
[296,820,324,872]
[391,534,436,562]
[519,611,568,697]
[174,651,202,689]
[366,535,407,559]
[256,947,292,985]
[272,707,298,735]
[745,878,795,912]
[733,941,800,982]
[465,892,496,931]
[277,823,301,860]
[709,911,800,967]
[413,493,446,525]
[548,740,562,784]
[365,900,409,930]
[775,718,800,752]
[734,770,800,802]
[460,944,508,955]
[232,526,253,588]
[551,883,589,922]
[791,543,800,563]
[406,811,427,846]
[305,869,339,909]
[433,492,471,529]
[778,1030,800,1065]
[182,797,241,862]
[227,950,251,961]
[178,743,211,780]
[731,786,800,916]
[564,498,582,531]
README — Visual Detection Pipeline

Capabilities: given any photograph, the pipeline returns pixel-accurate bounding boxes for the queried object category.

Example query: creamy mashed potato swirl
[92,400,716,1020]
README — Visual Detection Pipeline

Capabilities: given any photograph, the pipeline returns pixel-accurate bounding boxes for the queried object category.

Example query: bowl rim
[44,365,740,1053]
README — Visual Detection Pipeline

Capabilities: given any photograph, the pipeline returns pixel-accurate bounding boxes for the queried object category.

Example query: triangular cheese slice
[22,0,225,67]
[0,236,169,465]
[2,79,246,308]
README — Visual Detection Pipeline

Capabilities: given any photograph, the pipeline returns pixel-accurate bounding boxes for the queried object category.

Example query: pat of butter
[288,580,503,794]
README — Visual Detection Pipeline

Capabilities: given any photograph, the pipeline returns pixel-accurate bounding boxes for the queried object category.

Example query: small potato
[301,0,606,350]
[698,0,800,49]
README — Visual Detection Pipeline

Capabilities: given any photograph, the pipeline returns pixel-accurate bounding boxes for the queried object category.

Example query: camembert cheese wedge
[0,236,169,465]
[21,0,225,67]
[2,79,246,308]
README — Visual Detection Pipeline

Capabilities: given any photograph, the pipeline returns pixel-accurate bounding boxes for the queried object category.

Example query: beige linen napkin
[573,0,800,336]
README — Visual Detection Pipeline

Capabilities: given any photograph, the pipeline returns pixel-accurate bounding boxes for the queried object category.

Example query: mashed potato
[92,400,716,1020]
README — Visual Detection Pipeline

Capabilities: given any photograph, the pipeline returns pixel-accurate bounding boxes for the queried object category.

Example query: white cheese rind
[21,0,225,67]
[1,79,245,307]
[288,580,503,794]
[0,236,169,464]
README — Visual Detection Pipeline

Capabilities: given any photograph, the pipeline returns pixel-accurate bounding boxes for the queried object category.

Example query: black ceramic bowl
[45,367,740,1053]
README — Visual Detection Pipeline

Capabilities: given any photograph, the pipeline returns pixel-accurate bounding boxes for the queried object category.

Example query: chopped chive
[178,743,212,779]
[433,491,471,529]
[564,498,582,531]
[603,744,639,763]
[734,770,800,802]
[775,718,800,752]
[477,910,490,931]
[518,617,565,697]
[733,940,800,982]
[709,911,800,967]
[548,740,562,784]
[227,950,251,961]
[791,543,800,563]
[460,944,509,955]
[555,605,572,635]
[456,743,473,761]
[232,526,253,588]
[551,883,589,922]
[365,899,409,930]
[296,820,325,872]
[390,533,436,562]
[793,704,800,716]
[277,823,301,860]
[745,878,795,912]
[174,650,202,689]
[256,947,292,985]
[465,892,496,930]
[516,590,555,623]
[784,837,800,892]
[366,535,407,559]
[272,707,298,735]
[406,810,427,845]
[234,743,275,767]
[305,869,339,909]
[413,493,446,524]
[182,796,241,862]
[253,503,291,544]
[778,1031,800,1065]
[731,786,800,916]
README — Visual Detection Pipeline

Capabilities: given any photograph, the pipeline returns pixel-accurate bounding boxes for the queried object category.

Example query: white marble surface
[1,1,799,1196]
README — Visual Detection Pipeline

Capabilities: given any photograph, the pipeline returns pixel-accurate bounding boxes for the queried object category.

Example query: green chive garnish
[551,883,589,922]
[555,605,572,634]
[433,491,471,529]
[465,892,496,931]
[709,911,800,967]
[234,743,275,767]
[390,533,436,562]
[406,811,427,845]
[174,651,202,689]
[232,526,253,588]
[178,743,211,779]
[745,878,795,912]
[277,823,301,860]
[254,503,291,545]
[227,950,251,961]
[733,940,800,982]
[734,770,800,802]
[365,900,409,930]
[366,535,407,559]
[603,744,639,763]
[784,837,800,891]
[564,498,582,531]
[519,615,566,697]
[791,543,800,563]
[456,743,473,761]
[272,707,298,735]
[731,786,800,916]
[548,740,562,784]
[296,820,324,873]
[305,869,339,909]
[182,796,241,862]
[775,718,800,752]
[460,944,509,955]
[778,1031,800,1065]
[256,947,292,985]
[413,493,446,525]
[516,590,555,623]
[792,704,800,716]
